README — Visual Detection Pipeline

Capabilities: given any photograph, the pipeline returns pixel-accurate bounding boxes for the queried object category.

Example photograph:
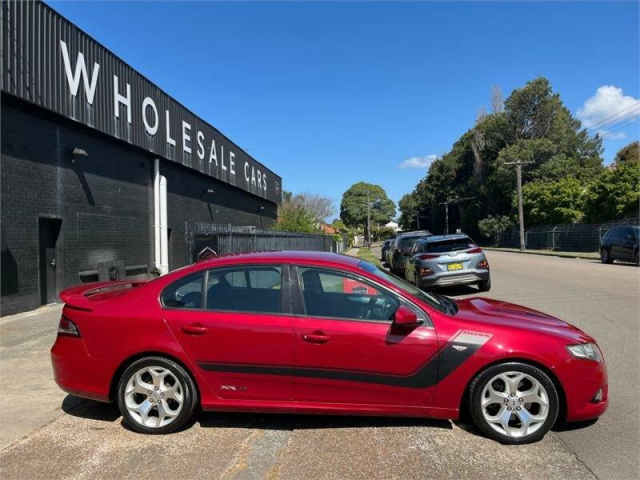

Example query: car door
[290,266,440,407]
[608,228,623,259]
[620,227,635,261]
[163,264,295,402]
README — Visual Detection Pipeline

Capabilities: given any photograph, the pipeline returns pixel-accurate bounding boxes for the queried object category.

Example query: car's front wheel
[469,362,559,444]
[601,248,612,264]
[117,356,198,434]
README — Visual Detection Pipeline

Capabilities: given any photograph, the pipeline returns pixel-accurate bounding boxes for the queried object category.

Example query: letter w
[59,40,100,105]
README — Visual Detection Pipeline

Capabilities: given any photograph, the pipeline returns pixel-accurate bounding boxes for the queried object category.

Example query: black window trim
[290,264,432,327]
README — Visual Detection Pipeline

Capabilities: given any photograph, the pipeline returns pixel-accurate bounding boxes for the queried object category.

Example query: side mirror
[394,305,422,327]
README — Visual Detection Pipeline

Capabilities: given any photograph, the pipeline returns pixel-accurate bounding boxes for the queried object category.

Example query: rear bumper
[418,270,489,288]
[51,336,111,402]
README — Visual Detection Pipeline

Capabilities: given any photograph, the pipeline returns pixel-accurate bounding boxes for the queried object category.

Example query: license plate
[447,263,463,271]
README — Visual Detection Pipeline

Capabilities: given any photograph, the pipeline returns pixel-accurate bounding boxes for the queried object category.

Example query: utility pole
[441,200,450,234]
[439,196,474,235]
[366,190,370,246]
[504,160,534,251]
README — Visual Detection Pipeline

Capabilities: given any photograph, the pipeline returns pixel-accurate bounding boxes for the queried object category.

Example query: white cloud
[577,85,640,129]
[400,154,438,169]
[597,130,627,141]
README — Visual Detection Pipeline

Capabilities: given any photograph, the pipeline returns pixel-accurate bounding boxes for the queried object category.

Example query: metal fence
[497,217,638,252]
[185,222,341,263]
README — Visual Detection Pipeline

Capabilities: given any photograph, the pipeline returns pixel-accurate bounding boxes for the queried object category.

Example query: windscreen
[358,260,456,315]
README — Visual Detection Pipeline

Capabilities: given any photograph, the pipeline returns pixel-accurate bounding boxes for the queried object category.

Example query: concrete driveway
[0,251,637,479]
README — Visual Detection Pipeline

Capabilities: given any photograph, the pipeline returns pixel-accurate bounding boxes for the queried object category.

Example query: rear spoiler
[59,280,148,311]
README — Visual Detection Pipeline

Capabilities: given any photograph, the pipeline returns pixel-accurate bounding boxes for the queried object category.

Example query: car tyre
[469,362,559,445]
[117,356,198,434]
[601,248,612,264]
[478,278,491,292]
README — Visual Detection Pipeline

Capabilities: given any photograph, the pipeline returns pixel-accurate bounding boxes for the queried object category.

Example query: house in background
[385,221,400,233]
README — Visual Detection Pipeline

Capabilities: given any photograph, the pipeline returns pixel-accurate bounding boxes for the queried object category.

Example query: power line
[584,104,640,131]
[585,104,639,130]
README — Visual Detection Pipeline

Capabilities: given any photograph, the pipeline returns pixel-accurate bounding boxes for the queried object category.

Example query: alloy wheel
[124,366,184,428]
[480,371,549,439]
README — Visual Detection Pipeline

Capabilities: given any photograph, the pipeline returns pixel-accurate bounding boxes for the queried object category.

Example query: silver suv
[403,234,491,291]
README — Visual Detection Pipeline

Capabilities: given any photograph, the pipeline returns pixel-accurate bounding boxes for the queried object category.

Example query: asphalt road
[457,251,639,480]
[0,251,637,479]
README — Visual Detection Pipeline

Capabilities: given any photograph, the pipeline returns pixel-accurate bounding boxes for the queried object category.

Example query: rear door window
[206,266,283,314]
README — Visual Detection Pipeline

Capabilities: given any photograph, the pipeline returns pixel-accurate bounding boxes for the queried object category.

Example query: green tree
[614,141,639,166]
[521,178,586,225]
[340,182,395,237]
[584,162,640,222]
[398,193,418,230]
[403,77,604,236]
[478,215,513,245]
[273,191,320,233]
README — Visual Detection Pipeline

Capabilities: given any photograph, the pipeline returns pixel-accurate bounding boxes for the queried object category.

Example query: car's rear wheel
[601,248,612,264]
[117,356,198,434]
[469,362,559,444]
[478,278,491,292]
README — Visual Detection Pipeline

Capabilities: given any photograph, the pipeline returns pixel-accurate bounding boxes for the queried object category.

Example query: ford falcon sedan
[51,251,607,444]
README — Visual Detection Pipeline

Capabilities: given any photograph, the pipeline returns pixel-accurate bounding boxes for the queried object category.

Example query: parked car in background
[388,230,431,275]
[51,251,607,444]
[600,225,639,265]
[404,234,491,291]
[381,238,394,263]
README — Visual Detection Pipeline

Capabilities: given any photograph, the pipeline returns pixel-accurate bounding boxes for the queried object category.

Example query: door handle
[181,323,208,335]
[303,332,330,344]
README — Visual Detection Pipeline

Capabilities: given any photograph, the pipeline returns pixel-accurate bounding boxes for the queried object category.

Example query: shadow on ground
[62,395,452,432]
[584,259,638,268]
[552,418,598,432]
[198,412,452,431]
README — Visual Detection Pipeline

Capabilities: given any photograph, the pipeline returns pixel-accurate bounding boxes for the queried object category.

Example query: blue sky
[50,1,639,218]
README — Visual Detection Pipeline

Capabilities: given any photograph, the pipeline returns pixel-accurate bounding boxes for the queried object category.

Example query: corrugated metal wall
[186,223,338,264]
[1,0,281,204]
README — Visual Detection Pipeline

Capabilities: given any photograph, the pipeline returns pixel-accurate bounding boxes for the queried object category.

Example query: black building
[1,1,282,315]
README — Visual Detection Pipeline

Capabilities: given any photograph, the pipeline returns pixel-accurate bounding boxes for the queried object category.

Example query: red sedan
[51,251,607,444]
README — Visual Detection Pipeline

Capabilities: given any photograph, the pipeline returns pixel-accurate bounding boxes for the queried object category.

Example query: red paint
[51,251,607,423]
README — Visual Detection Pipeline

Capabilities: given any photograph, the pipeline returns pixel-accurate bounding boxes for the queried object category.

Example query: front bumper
[559,356,608,422]
[418,269,490,288]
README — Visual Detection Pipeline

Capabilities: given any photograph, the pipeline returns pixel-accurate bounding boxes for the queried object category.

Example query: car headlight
[567,343,603,362]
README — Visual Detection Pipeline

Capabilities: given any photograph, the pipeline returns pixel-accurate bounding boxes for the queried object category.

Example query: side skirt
[200,399,459,420]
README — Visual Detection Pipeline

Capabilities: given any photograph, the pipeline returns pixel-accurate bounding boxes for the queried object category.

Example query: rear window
[427,237,474,253]
[161,271,205,309]
[398,236,422,249]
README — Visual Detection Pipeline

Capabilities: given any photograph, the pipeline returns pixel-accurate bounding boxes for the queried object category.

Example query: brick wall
[1,96,277,315]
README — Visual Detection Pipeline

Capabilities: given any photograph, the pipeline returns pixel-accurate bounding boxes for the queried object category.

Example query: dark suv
[388,230,431,274]
[600,225,639,265]
[381,238,394,263]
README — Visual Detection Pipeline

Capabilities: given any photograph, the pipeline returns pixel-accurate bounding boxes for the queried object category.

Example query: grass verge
[354,247,382,267]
